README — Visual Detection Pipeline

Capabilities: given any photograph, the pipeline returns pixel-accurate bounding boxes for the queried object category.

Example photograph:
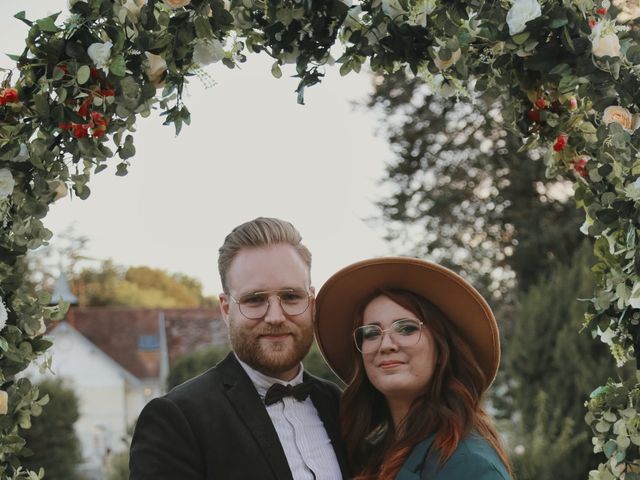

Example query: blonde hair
[218,217,312,292]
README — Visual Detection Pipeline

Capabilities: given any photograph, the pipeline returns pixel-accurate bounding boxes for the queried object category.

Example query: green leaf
[34,95,50,118]
[76,65,90,85]
[35,13,61,33]
[271,62,282,79]
[110,55,126,77]
[512,32,530,45]
[14,11,33,26]
[194,16,214,39]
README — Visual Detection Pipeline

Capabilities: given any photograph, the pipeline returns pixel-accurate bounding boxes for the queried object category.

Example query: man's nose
[263,296,286,323]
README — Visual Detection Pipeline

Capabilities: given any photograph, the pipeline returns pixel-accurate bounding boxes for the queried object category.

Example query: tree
[167,346,231,390]
[503,241,621,479]
[74,262,217,307]
[20,380,82,480]
[367,72,583,301]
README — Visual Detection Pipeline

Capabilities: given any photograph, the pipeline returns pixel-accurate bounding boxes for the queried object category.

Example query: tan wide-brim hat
[314,257,500,391]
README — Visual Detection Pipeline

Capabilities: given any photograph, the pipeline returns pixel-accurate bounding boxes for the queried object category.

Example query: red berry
[596,8,607,15]
[553,134,568,152]
[535,98,547,109]
[573,157,589,177]
[527,109,541,123]
[2,88,19,104]
[72,123,90,139]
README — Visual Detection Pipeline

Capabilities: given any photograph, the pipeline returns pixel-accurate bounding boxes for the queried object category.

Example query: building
[23,277,228,479]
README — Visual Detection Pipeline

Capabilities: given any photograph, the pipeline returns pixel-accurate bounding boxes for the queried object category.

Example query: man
[129,217,348,479]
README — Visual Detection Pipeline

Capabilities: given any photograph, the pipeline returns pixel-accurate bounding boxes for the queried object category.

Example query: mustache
[257,327,293,336]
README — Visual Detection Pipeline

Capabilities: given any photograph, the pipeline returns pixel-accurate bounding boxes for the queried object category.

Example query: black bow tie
[264,381,314,406]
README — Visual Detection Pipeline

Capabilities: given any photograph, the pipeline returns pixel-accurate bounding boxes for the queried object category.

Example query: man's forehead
[226,244,311,292]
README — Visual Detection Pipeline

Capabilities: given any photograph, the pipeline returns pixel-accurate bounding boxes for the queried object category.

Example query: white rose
[145,52,168,88]
[123,0,145,17]
[625,178,640,201]
[11,143,29,163]
[0,297,7,331]
[87,41,113,70]
[164,0,191,8]
[193,39,226,66]
[603,105,639,133]
[434,48,461,70]
[0,390,7,415]
[0,169,15,199]
[506,0,542,36]
[592,30,621,58]
[614,0,640,22]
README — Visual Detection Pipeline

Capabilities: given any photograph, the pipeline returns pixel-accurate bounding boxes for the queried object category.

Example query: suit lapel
[218,354,293,480]
[307,376,350,478]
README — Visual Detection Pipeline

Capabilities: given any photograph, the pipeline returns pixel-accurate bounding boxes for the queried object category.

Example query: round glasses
[229,289,312,319]
[353,318,424,354]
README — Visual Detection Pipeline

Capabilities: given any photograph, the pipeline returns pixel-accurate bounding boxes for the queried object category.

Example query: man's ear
[219,293,231,327]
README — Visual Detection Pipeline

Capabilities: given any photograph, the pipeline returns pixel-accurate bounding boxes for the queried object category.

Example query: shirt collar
[235,353,305,399]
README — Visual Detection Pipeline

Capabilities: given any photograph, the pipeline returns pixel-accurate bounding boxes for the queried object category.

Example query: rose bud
[553,133,568,151]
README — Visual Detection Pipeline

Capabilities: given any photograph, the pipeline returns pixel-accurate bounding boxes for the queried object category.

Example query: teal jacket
[396,433,511,480]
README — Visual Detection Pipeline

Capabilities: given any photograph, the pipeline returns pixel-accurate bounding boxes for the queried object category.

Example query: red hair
[340,289,512,479]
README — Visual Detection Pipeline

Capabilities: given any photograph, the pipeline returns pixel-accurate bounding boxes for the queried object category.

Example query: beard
[229,320,314,378]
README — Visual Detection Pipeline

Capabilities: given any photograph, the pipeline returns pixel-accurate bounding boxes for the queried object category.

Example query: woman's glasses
[353,318,424,354]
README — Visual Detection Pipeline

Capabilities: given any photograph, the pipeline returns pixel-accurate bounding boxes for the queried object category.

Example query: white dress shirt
[236,355,342,480]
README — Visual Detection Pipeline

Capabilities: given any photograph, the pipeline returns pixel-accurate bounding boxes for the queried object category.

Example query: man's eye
[242,295,266,306]
[280,292,305,303]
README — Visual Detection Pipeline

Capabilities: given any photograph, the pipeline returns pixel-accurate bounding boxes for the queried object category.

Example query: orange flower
[603,106,639,133]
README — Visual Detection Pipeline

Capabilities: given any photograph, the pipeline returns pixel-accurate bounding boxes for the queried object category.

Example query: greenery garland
[1,0,640,477]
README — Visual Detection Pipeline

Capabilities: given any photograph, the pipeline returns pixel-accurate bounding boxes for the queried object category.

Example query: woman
[315,257,512,479]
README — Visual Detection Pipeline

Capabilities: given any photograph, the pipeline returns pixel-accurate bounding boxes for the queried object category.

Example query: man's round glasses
[229,289,312,319]
[353,318,424,354]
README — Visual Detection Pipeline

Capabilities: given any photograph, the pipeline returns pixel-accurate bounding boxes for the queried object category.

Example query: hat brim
[314,257,500,390]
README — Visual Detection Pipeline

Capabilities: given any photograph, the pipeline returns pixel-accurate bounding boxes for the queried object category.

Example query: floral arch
[1,0,640,477]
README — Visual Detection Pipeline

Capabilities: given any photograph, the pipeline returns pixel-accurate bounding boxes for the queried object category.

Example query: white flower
[0,298,7,331]
[603,105,639,133]
[506,0,542,36]
[0,169,15,199]
[598,327,616,345]
[145,52,168,88]
[11,144,29,163]
[87,41,113,70]
[630,282,640,309]
[193,39,226,66]
[614,0,640,22]
[590,22,621,58]
[434,48,461,70]
[625,178,640,201]
[123,0,145,18]
[0,390,7,415]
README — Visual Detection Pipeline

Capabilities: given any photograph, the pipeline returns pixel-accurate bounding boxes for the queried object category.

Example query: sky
[2,0,397,296]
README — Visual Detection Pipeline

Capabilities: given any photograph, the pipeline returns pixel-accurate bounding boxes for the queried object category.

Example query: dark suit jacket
[129,353,349,479]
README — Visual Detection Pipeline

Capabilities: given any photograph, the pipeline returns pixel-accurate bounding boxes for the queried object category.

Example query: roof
[63,307,226,380]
